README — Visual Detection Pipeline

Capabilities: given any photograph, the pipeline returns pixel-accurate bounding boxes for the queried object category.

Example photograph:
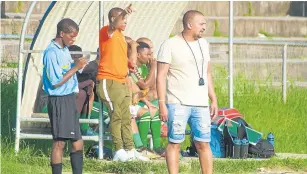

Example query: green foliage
[1,66,307,173]
[1,73,18,142]
[25,38,33,42]
[259,29,275,38]
[213,66,307,154]
[2,66,307,153]
[1,38,33,42]
[2,142,307,174]
[213,20,227,37]
[1,62,19,68]
[14,1,23,13]
[244,2,253,16]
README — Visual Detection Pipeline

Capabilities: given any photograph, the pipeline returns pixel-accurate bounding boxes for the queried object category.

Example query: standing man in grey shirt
[156,10,218,174]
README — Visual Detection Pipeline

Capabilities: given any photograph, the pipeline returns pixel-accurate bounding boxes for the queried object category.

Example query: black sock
[51,163,62,174]
[70,150,83,174]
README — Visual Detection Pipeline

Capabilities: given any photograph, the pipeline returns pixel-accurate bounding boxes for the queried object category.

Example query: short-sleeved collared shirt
[42,40,79,96]
[157,35,211,107]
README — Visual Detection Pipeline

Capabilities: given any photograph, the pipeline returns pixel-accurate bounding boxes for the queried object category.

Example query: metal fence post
[98,0,104,160]
[282,44,287,103]
[15,1,37,153]
[228,1,234,108]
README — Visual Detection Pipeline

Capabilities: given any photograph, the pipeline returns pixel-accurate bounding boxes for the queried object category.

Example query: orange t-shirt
[96,26,128,83]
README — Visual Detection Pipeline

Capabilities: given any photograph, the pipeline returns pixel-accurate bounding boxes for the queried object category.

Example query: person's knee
[72,139,84,151]
[138,107,148,116]
[194,141,210,152]
[167,142,181,151]
[53,140,66,151]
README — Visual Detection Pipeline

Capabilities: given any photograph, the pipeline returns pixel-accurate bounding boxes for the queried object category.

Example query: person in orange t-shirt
[96,4,148,162]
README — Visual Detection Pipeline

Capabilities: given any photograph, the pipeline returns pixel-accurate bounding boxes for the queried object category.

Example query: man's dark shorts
[48,93,82,141]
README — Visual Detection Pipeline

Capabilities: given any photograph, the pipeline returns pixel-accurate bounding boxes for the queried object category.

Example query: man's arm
[156,38,172,122]
[136,60,156,89]
[107,4,134,36]
[207,62,218,118]
[44,51,86,89]
[157,62,169,106]
[53,66,81,89]
[126,38,138,63]
[54,60,86,88]
[157,62,169,122]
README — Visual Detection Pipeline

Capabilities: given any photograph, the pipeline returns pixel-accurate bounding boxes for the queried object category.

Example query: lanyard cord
[182,32,205,79]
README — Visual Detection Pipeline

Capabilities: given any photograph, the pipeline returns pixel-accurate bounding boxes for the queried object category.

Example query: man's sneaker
[113,149,129,162]
[127,148,150,161]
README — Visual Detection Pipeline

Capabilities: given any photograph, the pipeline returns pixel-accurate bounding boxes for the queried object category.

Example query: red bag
[213,108,243,125]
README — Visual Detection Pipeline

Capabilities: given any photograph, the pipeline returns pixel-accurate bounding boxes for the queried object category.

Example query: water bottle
[267,132,274,147]
[240,138,249,159]
[232,138,241,159]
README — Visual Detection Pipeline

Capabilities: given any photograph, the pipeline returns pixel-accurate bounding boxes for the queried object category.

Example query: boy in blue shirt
[42,18,86,174]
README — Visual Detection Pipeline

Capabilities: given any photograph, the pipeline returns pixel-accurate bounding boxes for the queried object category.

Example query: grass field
[1,67,307,173]
[2,140,307,174]
[211,67,307,154]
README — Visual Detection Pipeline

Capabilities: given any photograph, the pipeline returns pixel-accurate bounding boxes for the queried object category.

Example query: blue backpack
[187,124,225,158]
[210,124,225,158]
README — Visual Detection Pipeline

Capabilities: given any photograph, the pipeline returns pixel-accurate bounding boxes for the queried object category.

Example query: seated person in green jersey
[136,37,158,101]
[129,41,163,155]
[125,37,160,158]
[127,78,161,159]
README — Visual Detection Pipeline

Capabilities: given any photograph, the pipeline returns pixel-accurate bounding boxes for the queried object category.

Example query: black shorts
[48,93,82,141]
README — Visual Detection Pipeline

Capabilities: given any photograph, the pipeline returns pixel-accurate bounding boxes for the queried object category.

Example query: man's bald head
[137,37,153,48]
[182,10,204,29]
[108,7,124,23]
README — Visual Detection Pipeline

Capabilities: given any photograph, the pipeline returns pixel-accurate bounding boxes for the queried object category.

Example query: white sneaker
[127,148,150,161]
[113,149,129,162]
